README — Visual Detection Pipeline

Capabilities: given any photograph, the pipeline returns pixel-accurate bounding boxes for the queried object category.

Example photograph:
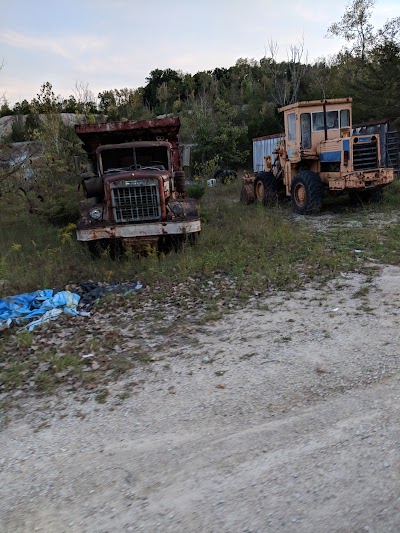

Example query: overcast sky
[0,0,398,105]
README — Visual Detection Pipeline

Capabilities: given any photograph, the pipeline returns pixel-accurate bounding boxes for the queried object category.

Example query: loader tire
[253,171,278,207]
[291,170,323,214]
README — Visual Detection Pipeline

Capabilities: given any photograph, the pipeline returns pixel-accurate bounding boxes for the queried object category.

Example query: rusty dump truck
[241,98,394,213]
[74,117,200,251]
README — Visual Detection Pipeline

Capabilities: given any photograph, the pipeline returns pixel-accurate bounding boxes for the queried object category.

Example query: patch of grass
[352,285,370,298]
[197,310,224,324]
[357,304,375,313]
[16,331,33,348]
[0,362,29,390]
[3,179,400,300]
[95,389,109,404]
[0,398,13,411]
[117,391,131,400]
[256,303,270,311]
[112,354,133,375]
[35,372,57,394]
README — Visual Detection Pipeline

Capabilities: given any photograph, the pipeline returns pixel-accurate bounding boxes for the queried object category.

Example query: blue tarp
[0,290,89,331]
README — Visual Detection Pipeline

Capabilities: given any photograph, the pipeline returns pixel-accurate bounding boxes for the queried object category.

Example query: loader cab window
[300,113,312,149]
[312,110,339,132]
[340,109,350,128]
[287,113,296,141]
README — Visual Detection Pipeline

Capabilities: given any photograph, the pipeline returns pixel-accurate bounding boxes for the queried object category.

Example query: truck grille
[353,139,378,170]
[110,180,161,223]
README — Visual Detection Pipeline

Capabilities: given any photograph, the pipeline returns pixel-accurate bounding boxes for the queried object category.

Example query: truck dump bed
[75,117,181,154]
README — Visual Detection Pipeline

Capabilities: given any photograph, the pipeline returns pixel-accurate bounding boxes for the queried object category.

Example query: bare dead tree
[0,59,6,103]
[73,80,96,119]
[267,40,309,107]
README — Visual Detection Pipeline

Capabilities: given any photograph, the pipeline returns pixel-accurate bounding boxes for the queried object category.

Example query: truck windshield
[100,146,169,174]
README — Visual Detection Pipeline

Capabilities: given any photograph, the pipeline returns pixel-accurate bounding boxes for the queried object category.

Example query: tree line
[1,0,399,169]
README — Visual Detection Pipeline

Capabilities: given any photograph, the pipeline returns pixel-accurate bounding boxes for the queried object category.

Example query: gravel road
[1,265,400,532]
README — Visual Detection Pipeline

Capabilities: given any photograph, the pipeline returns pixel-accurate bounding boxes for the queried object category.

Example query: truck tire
[253,171,278,206]
[291,170,323,214]
[213,169,237,184]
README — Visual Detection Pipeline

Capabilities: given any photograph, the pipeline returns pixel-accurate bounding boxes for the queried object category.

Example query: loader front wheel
[254,171,278,207]
[291,170,323,214]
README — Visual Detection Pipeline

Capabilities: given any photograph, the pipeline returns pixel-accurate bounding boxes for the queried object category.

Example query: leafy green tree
[0,98,12,117]
[181,95,248,169]
[327,3,400,123]
[98,90,117,116]
[143,68,182,110]
[12,99,32,115]
[327,0,375,63]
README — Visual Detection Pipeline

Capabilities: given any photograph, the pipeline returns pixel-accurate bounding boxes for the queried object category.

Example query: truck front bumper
[76,219,201,242]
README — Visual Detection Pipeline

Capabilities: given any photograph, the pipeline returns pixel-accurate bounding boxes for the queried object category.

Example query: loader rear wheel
[291,170,323,214]
[253,171,278,206]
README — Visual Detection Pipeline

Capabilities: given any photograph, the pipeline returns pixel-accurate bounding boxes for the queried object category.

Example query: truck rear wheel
[253,171,278,206]
[291,170,323,214]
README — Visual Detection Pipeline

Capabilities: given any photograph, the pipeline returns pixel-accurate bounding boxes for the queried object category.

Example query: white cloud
[0,31,106,61]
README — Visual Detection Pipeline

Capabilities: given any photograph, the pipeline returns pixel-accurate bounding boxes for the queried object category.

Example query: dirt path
[1,265,400,532]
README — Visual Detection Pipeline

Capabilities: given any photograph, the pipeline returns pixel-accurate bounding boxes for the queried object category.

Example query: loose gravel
[1,265,400,532]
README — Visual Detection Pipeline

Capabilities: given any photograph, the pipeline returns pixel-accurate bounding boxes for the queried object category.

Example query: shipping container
[252,133,284,173]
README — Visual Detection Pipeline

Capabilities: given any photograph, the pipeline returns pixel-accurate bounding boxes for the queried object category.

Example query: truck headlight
[171,203,184,216]
[89,207,103,220]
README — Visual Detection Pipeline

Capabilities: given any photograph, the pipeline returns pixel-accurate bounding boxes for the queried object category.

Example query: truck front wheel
[254,171,278,207]
[291,170,323,214]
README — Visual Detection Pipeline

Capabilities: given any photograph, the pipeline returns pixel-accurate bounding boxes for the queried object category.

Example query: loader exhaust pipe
[323,101,328,141]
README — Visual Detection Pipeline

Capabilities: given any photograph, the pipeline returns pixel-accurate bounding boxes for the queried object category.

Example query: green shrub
[187,183,206,199]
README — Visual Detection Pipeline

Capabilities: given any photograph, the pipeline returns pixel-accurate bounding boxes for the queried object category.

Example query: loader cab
[280,98,353,161]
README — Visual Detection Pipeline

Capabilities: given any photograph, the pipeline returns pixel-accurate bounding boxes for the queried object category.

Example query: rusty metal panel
[252,134,284,172]
[76,219,201,241]
[75,118,181,155]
